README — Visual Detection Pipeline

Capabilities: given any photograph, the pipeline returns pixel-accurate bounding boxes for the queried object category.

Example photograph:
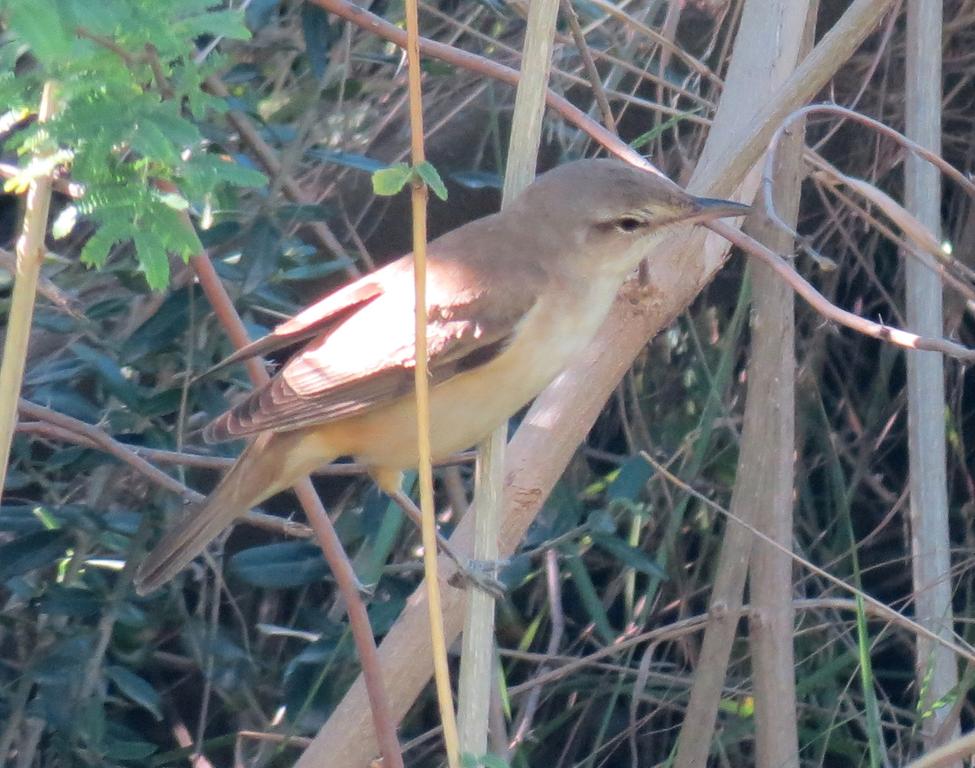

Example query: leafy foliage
[1,0,974,766]
[372,160,449,201]
[1,0,264,289]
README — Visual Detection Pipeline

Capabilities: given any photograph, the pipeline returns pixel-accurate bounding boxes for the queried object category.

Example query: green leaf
[155,206,202,258]
[105,666,163,721]
[372,163,411,196]
[240,216,280,295]
[301,3,334,79]
[586,508,616,535]
[421,59,455,77]
[415,160,448,201]
[211,157,267,188]
[129,121,179,165]
[151,106,201,147]
[184,153,268,191]
[70,342,142,407]
[121,287,196,361]
[629,107,703,150]
[228,541,330,588]
[133,229,170,291]
[100,731,158,761]
[607,455,653,500]
[38,585,102,618]
[0,529,69,580]
[80,222,129,269]
[307,148,386,173]
[590,532,668,579]
[450,170,502,189]
[9,0,73,62]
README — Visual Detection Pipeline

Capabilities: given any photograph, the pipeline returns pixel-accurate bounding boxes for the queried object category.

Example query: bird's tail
[135,431,327,595]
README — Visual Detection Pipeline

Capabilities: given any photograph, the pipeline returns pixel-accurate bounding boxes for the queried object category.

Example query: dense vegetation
[1,0,973,766]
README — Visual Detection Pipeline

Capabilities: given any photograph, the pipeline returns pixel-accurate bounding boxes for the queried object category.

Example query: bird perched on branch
[135,158,748,594]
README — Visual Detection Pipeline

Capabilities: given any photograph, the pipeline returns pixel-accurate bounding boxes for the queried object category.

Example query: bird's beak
[687,196,752,222]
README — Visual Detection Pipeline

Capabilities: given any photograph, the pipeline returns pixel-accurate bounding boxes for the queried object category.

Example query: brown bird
[134,159,748,594]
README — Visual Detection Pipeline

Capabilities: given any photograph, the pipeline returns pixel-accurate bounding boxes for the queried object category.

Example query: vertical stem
[904,0,958,753]
[673,0,809,764]
[457,0,561,756]
[401,0,460,765]
[458,427,503,756]
[0,81,58,498]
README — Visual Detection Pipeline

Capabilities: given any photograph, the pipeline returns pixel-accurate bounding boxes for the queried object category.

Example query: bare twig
[761,103,975,248]
[714,221,975,362]
[561,0,616,132]
[18,399,203,502]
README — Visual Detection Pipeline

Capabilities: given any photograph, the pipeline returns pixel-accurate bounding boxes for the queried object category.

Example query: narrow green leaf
[590,532,668,579]
[240,216,280,295]
[105,666,163,721]
[563,544,615,644]
[229,541,330,588]
[0,529,68,580]
[301,3,333,78]
[307,148,386,173]
[450,170,502,189]
[629,107,703,150]
[415,160,448,201]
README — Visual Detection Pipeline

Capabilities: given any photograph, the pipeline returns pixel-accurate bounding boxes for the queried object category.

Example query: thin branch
[0,247,80,316]
[714,221,975,362]
[15,415,313,539]
[761,102,975,246]
[308,0,648,168]
[561,0,616,132]
[18,400,203,502]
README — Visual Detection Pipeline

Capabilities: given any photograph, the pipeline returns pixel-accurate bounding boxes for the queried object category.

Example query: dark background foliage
[1,0,973,765]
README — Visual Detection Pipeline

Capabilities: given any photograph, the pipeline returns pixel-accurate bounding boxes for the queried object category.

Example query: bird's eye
[615,216,646,233]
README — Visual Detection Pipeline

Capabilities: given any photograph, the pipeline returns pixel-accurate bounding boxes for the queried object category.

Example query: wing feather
[196,263,403,381]
[203,251,540,443]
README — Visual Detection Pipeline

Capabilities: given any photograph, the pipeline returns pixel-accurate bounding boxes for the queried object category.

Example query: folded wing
[203,254,538,443]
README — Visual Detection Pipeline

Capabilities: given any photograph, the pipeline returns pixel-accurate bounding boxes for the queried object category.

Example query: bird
[134,158,749,595]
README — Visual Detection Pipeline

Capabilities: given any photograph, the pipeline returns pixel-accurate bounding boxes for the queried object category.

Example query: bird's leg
[386,488,505,598]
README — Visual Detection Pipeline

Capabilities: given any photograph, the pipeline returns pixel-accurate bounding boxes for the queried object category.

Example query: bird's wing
[203,255,540,442]
[196,264,400,381]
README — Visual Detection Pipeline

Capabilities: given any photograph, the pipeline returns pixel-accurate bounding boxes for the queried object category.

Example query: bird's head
[512,158,749,279]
